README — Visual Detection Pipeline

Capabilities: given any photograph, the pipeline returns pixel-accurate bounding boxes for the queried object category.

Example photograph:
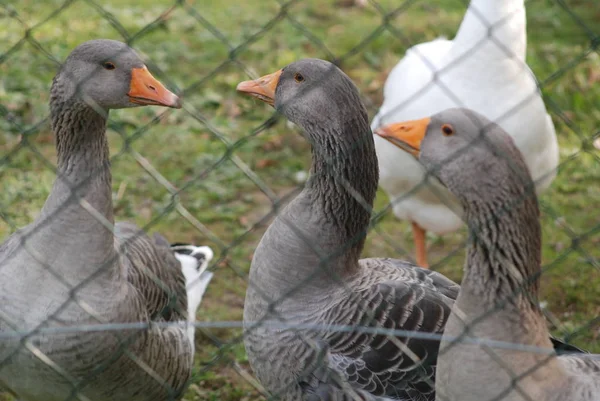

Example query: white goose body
[372,0,558,265]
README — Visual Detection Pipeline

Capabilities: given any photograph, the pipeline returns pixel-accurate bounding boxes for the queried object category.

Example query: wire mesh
[0,0,599,400]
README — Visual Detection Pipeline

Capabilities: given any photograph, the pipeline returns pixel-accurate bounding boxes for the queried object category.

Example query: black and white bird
[170,242,215,347]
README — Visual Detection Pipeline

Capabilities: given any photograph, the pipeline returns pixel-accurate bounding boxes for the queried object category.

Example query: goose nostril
[147,84,156,92]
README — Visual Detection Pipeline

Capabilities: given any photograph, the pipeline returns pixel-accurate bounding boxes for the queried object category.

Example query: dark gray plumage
[376,108,600,401]
[237,59,456,401]
[0,39,211,401]
[237,60,587,401]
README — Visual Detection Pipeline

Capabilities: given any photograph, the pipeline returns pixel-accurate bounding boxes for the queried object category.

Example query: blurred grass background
[1,0,599,400]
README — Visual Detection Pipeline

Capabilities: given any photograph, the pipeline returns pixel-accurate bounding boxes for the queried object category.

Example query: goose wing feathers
[115,222,188,322]
[553,354,600,399]
[305,259,458,400]
[560,354,600,377]
[0,231,21,266]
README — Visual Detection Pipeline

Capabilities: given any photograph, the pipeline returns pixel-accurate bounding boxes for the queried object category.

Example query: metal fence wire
[1,0,599,400]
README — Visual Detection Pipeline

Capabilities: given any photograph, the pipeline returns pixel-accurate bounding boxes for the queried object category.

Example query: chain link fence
[1,0,599,400]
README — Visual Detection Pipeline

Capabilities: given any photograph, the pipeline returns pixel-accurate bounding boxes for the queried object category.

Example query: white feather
[173,245,214,354]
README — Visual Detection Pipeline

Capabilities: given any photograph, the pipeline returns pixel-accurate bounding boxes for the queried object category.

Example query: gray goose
[0,39,214,401]
[376,108,599,401]
[236,59,585,401]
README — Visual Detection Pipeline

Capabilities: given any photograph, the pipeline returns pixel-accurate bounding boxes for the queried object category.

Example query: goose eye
[294,73,304,83]
[103,62,116,70]
[441,124,454,136]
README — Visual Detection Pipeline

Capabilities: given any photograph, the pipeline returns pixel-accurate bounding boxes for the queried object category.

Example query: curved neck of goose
[453,0,526,61]
[52,101,111,189]
[304,115,378,267]
[461,178,541,314]
[38,98,116,266]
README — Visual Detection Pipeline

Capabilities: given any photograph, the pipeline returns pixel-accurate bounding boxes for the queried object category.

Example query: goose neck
[34,98,117,275]
[462,185,542,314]
[453,0,526,61]
[304,117,379,259]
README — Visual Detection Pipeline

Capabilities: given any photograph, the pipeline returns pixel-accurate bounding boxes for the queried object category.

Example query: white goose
[372,0,559,268]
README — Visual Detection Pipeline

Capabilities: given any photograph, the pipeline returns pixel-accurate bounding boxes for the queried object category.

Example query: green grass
[1,0,600,399]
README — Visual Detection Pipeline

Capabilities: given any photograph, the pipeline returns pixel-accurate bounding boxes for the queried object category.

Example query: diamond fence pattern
[0,0,599,400]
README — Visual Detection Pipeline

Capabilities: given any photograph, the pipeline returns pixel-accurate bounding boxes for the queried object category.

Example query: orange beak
[374,117,431,157]
[128,66,181,108]
[236,69,283,107]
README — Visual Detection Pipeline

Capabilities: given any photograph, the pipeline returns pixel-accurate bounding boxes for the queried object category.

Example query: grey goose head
[374,107,535,205]
[51,39,181,111]
[235,59,377,242]
[235,58,369,144]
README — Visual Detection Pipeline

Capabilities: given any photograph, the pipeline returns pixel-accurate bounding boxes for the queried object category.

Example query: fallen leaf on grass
[260,135,284,151]
[589,67,600,86]
[239,215,250,227]
[255,159,277,169]
[222,98,241,119]
[335,0,367,8]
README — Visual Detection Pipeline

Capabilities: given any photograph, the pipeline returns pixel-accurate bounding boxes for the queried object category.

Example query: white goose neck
[453,0,526,62]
